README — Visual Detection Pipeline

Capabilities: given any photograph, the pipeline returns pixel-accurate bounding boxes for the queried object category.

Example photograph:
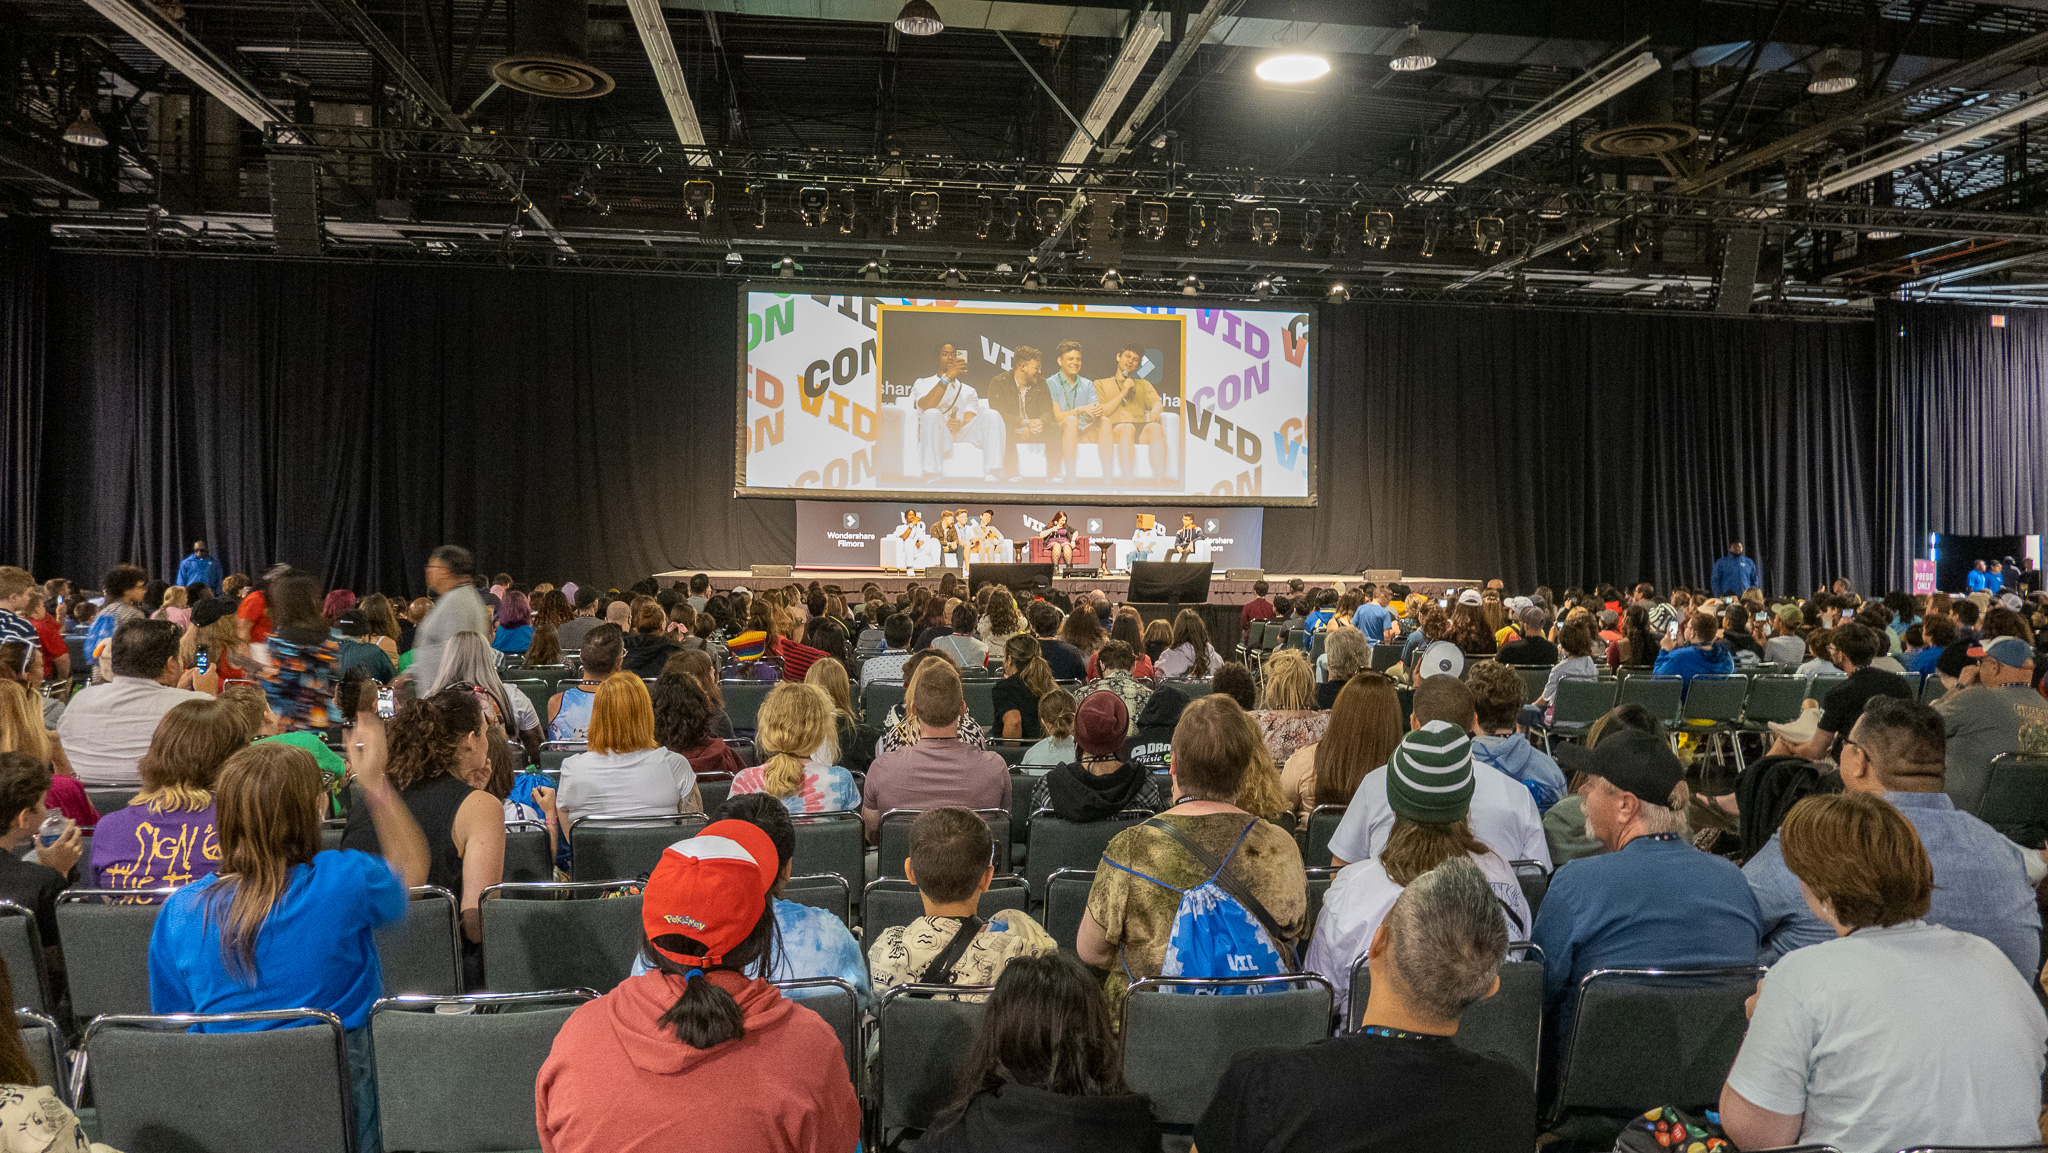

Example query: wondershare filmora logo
[1086,518,1104,535]
[843,513,860,530]
[1204,518,1220,534]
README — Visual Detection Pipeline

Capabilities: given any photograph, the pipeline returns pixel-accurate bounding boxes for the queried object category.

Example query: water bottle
[36,812,65,848]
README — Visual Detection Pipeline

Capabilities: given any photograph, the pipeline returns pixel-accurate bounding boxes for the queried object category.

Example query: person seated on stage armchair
[935,511,963,568]
[914,342,1006,483]
[1127,514,1167,566]
[1165,513,1206,563]
[986,345,1061,482]
[1094,343,1165,482]
[1040,512,1078,574]
[964,509,1007,566]
[1045,341,1107,483]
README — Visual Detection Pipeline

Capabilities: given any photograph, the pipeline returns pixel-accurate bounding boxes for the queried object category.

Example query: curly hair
[386,688,484,791]
[652,670,718,752]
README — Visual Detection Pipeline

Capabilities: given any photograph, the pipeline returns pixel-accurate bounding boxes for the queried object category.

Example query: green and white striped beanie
[1387,720,1475,824]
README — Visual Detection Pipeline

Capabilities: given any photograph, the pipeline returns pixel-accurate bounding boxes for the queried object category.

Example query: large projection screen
[737,288,1314,505]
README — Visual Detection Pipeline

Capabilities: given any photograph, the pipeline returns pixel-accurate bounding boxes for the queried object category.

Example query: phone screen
[1665,621,1681,639]
[194,650,209,674]
[376,686,397,719]
[1438,597,1449,609]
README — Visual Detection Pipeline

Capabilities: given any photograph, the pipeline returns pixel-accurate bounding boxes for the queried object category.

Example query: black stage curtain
[1,219,50,565]
[1263,301,1877,594]
[1877,300,2048,590]
[38,256,788,595]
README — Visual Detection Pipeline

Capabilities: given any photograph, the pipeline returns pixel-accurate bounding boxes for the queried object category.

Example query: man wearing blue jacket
[174,540,222,593]
[1710,541,1759,597]
[1653,611,1736,684]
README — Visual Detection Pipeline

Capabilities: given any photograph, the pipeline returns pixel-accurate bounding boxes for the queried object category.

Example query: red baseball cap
[641,819,779,967]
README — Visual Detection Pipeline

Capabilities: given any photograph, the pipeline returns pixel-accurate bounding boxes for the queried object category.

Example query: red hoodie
[535,970,858,1153]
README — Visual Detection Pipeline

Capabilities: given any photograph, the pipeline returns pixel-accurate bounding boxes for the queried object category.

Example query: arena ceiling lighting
[1807,50,1857,96]
[892,0,943,36]
[1388,25,1436,73]
[1255,53,1331,83]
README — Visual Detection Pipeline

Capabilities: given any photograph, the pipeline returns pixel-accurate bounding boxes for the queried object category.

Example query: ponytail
[644,902,779,1050]
[1005,633,1056,699]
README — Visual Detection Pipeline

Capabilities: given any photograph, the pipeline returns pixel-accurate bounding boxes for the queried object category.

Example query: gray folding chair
[84,788,135,815]
[962,681,997,728]
[568,814,709,882]
[320,818,349,853]
[1740,676,1808,732]
[771,977,862,1078]
[504,679,553,723]
[1978,753,2048,843]
[863,682,906,724]
[1511,860,1551,918]
[82,1008,354,1153]
[1918,674,1946,704]
[1347,948,1546,1086]
[1303,804,1347,867]
[862,877,1029,941]
[17,1009,66,1105]
[695,771,735,815]
[1541,678,1619,749]
[1678,674,1750,773]
[55,889,178,1021]
[1023,810,1147,898]
[720,681,774,732]
[1616,675,1684,727]
[876,985,990,1139]
[1304,866,1339,944]
[371,990,594,1153]
[789,811,865,895]
[1549,965,1763,1123]
[1122,974,1334,1128]
[480,882,644,994]
[1043,868,1095,952]
[0,903,50,1015]
[876,809,1010,880]
[1807,675,1847,708]
[377,886,464,997]
[1006,769,1034,870]
[783,873,853,926]
[502,820,555,882]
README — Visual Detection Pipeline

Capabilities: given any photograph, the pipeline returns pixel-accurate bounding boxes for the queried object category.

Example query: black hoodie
[918,1082,1162,1153]
[1121,685,1188,772]
[1036,759,1166,822]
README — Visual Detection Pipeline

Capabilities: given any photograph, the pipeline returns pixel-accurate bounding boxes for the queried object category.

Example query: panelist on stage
[914,342,1006,482]
[1040,511,1077,573]
[964,508,1006,565]
[935,510,963,568]
[1127,513,1167,565]
[1165,513,1205,562]
[985,345,1060,481]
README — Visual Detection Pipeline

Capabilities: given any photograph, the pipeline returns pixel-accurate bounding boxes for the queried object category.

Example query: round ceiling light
[1389,25,1436,72]
[1255,53,1331,83]
[893,0,943,36]
[1808,52,1857,95]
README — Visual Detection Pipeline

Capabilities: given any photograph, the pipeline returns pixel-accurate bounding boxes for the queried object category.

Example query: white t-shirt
[1325,760,1551,869]
[56,677,215,786]
[1304,850,1532,1021]
[557,747,697,823]
[1727,920,2047,1153]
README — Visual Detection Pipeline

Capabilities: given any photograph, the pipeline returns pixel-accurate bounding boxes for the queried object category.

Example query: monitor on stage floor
[1128,561,1212,605]
[969,564,1057,598]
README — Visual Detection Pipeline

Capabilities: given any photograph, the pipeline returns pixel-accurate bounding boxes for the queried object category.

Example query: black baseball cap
[1582,730,1684,806]
[190,598,233,629]
[1936,640,1974,680]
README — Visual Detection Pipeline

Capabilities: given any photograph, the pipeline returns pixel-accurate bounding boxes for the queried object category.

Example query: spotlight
[1472,216,1505,255]
[1389,23,1436,72]
[909,190,940,230]
[1251,276,1275,299]
[975,194,995,239]
[567,174,598,208]
[1138,201,1169,242]
[861,260,883,282]
[1364,210,1394,249]
[1034,197,1065,236]
[893,0,943,35]
[63,104,109,148]
[835,186,859,233]
[880,187,902,235]
[1808,49,1856,95]
[1022,267,1041,290]
[1535,194,1568,221]
[1182,274,1202,296]
[776,256,798,279]
[1250,206,1281,246]
[683,179,717,220]
[1300,207,1324,252]
[1331,204,1354,256]
[999,195,1022,240]
[1865,228,1902,240]
[1326,282,1351,303]
[1419,216,1440,258]
[941,266,963,288]
[1185,203,1208,249]
[1100,268,1122,290]
[797,185,829,227]
[1255,53,1331,83]
[746,182,768,229]
[724,250,744,266]
[1211,202,1235,242]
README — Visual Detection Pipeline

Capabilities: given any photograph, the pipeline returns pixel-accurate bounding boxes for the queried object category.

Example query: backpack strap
[1146,817,1298,970]
[917,916,984,985]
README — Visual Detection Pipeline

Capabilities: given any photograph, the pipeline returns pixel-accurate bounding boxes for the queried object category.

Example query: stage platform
[655,569,1481,604]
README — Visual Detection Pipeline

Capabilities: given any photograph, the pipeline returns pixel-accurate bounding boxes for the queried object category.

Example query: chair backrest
[1005,768,1035,864]
[1346,949,1546,1086]
[84,788,136,815]
[1918,674,1946,704]
[1681,674,1749,722]
[502,820,554,882]
[1514,665,1550,704]
[505,679,553,724]
[1807,675,1847,707]
[782,873,853,926]
[17,1009,65,1105]
[720,681,774,732]
[1304,866,1338,939]
[377,886,464,997]
[1616,676,1684,725]
[84,1009,354,1153]
[480,882,644,994]
[1552,965,1762,1120]
[0,902,49,1015]
[1042,868,1095,952]
[1741,676,1808,725]
[789,811,865,893]
[1303,804,1346,867]
[1510,859,1550,917]
[863,681,906,724]
[1551,677,1619,727]
[320,818,348,853]
[877,986,990,1133]
[862,877,1029,940]
[1122,974,1334,1126]
[371,991,593,1153]
[1979,753,2048,845]
[1023,810,1147,898]
[695,771,735,815]
[54,890,176,1021]
[770,977,862,1076]
[568,814,709,882]
[876,809,1010,880]
[962,680,996,728]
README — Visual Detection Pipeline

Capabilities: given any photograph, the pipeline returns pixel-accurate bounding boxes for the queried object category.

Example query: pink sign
[1912,558,1937,595]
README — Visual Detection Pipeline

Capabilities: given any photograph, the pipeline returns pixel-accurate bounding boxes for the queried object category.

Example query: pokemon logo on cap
[641,819,781,968]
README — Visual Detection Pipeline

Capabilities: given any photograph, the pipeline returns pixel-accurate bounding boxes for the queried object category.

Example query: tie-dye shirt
[629,897,870,1009]
[729,761,862,815]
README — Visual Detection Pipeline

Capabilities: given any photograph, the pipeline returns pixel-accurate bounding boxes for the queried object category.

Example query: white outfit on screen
[914,376,1006,478]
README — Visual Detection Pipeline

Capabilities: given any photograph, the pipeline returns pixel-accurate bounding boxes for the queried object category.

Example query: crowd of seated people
[0,549,2045,1151]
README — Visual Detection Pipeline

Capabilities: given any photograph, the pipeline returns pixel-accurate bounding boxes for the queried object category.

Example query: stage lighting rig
[1331,204,1355,256]
[1138,201,1169,242]
[776,256,799,278]
[861,260,884,281]
[1251,206,1282,246]
[1100,268,1123,290]
[998,195,1022,240]
[1472,215,1505,255]
[1300,207,1324,252]
[834,186,859,233]
[797,186,829,227]
[1326,282,1351,303]
[1182,274,1203,295]
[745,182,768,229]
[1419,215,1441,258]
[682,180,716,220]
[909,191,940,230]
[1022,266,1042,290]
[1364,210,1394,250]
[976,195,995,239]
[1212,202,1236,244]
[1185,203,1208,249]
[1251,276,1275,299]
[881,187,903,235]
[942,266,964,288]
[1034,197,1065,236]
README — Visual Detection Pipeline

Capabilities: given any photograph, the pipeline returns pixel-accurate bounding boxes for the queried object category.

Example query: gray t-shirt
[411,584,491,687]
[555,614,602,653]
[557,747,697,822]
[1934,684,2048,814]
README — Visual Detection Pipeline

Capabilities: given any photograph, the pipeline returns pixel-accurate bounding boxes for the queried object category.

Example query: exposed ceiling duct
[492,0,616,98]
[625,0,710,159]
[1051,11,1165,174]
[1582,53,1697,157]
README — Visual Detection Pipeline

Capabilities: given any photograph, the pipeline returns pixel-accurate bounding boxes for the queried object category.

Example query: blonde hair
[803,658,853,717]
[756,683,836,799]
[1258,650,1316,711]
[1230,703,1289,821]
[0,683,48,761]
[135,698,256,812]
[587,672,657,754]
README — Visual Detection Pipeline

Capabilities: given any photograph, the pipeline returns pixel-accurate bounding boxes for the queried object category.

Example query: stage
[654,569,1483,604]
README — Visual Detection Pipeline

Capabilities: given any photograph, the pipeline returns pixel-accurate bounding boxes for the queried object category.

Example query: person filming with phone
[1651,611,1736,686]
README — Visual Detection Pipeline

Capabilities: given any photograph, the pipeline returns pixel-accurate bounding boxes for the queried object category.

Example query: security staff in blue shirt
[175,540,223,594]
[1710,541,1759,597]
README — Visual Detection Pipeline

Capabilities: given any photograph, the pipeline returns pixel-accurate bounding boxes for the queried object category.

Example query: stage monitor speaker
[969,564,1056,597]
[750,564,793,579]
[1362,568,1403,584]
[1130,561,1213,605]
[1226,568,1264,582]
[1715,229,1763,315]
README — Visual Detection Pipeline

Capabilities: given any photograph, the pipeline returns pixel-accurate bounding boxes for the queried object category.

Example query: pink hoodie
[535,970,858,1153]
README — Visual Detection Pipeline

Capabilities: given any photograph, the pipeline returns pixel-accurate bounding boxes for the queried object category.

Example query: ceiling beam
[1418,42,1656,194]
[1097,0,1228,165]
[626,0,712,161]
[1813,87,2048,196]
[1051,10,1165,173]
[78,0,287,130]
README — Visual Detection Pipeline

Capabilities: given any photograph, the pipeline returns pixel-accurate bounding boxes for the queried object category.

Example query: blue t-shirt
[1967,569,1989,592]
[1352,602,1395,643]
[493,625,534,654]
[630,896,871,1009]
[149,849,408,1030]
[1986,571,2005,593]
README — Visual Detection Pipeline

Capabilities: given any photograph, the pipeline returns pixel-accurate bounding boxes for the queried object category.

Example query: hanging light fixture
[893,0,943,36]
[1326,282,1351,303]
[1100,268,1122,290]
[1255,53,1331,83]
[1388,24,1436,73]
[1807,49,1856,95]
[1181,274,1202,296]
[64,103,110,148]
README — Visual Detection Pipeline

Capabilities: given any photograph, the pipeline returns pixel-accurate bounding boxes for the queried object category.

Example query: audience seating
[479,882,643,995]
[55,889,175,1021]
[718,680,774,732]
[1977,753,2048,845]
[1348,946,1547,1086]
[1616,675,1684,727]
[988,739,1035,768]
[567,814,709,882]
[1548,965,1763,1125]
[1679,674,1750,772]
[504,678,554,723]
[875,984,990,1139]
[789,810,865,896]
[1740,675,1808,731]
[1122,974,1335,1128]
[17,1009,65,1105]
[962,680,997,729]
[876,809,1010,880]
[81,1008,355,1153]
[770,977,863,1078]
[371,990,593,1153]
[1512,860,1551,917]
[1042,868,1094,952]
[320,818,347,853]
[1303,804,1346,866]
[862,682,906,724]
[1539,677,1618,748]
[1512,665,1551,704]
[783,873,854,926]
[503,820,555,882]
[377,886,464,997]
[1918,676,1946,705]
[0,902,50,1015]
[1022,810,1147,898]
[861,877,1029,939]
[535,744,580,774]
[1303,866,1338,943]
[84,788,135,814]
[1808,675,1847,707]
[1005,768,1034,869]
[696,770,735,814]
